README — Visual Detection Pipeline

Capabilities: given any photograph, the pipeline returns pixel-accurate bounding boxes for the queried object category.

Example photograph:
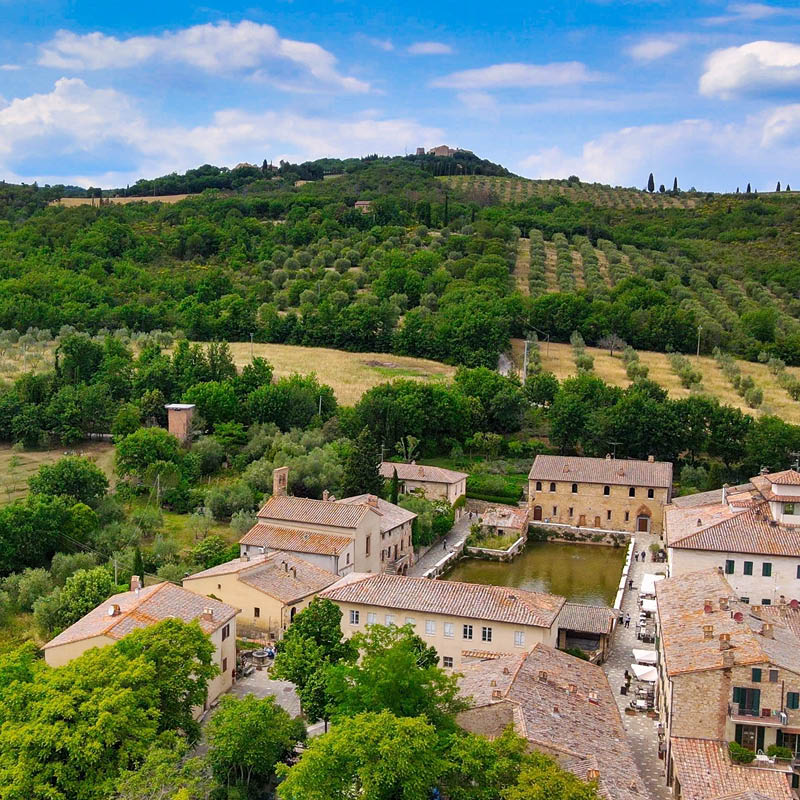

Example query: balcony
[728,703,787,727]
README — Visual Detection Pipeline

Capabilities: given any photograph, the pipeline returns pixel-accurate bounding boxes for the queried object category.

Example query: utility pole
[791,451,800,472]
[608,440,622,459]
[696,325,702,358]
[522,338,530,384]
[250,332,254,360]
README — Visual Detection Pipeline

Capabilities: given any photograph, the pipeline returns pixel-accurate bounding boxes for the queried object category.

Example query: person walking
[628,578,634,590]
[624,613,631,628]
[443,538,448,551]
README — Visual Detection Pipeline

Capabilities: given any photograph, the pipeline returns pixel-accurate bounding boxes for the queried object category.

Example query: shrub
[766,745,793,760]
[192,436,226,475]
[728,741,755,764]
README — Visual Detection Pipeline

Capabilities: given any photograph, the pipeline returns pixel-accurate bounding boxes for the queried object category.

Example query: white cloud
[431,61,600,89]
[628,35,689,62]
[700,41,800,98]
[0,78,441,186]
[0,64,21,71]
[761,103,800,146]
[38,20,369,92]
[408,41,453,55]
[702,3,798,25]
[364,36,394,51]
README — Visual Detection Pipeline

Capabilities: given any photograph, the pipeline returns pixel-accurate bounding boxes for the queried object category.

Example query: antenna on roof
[790,452,800,472]
[607,441,622,460]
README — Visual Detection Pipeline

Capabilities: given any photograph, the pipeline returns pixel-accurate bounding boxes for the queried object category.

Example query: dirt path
[514,238,530,295]
[595,249,614,287]
[543,241,559,292]
[571,249,585,289]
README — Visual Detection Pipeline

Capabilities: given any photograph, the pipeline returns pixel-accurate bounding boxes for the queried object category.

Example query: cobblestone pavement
[408,514,472,577]
[603,532,671,800]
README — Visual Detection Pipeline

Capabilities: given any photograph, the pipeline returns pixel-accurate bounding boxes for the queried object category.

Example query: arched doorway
[533,505,543,521]
[635,506,652,533]
[290,606,297,621]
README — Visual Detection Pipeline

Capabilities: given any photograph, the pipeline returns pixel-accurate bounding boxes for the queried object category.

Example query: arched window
[603,485,610,496]
[536,481,542,491]
[571,483,578,493]
[549,482,556,492]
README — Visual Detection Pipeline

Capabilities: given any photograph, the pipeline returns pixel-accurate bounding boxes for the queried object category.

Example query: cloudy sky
[1,0,799,190]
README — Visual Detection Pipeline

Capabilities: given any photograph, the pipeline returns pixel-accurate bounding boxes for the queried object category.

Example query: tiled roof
[458,644,646,800]
[239,523,352,555]
[666,503,800,557]
[671,484,754,509]
[655,570,800,676]
[337,494,416,532]
[257,494,367,529]
[528,455,673,489]
[670,738,792,800]
[379,461,468,484]
[764,469,800,486]
[558,603,616,635]
[184,553,339,604]
[320,573,565,628]
[43,582,238,650]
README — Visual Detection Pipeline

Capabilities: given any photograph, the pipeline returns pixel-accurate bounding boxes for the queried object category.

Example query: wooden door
[637,515,650,532]
[533,505,542,521]
[594,516,601,527]
[578,514,586,526]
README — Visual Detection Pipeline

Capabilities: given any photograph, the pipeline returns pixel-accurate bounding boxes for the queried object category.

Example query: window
[553,506,558,515]
[725,560,735,575]
[568,507,573,517]
[443,656,454,668]
[367,612,377,625]
[743,561,753,575]
[381,549,385,561]
[761,599,772,606]
[571,483,578,493]
[763,562,772,577]
[425,620,436,635]
[740,596,750,604]
[607,510,612,520]
[752,668,762,683]
[514,631,525,647]
[386,614,395,625]
[797,565,800,579]
[786,502,796,515]
[346,552,350,565]
[536,481,542,491]
[624,511,630,522]
[769,669,779,683]
[629,487,636,498]
[222,657,228,673]
[603,485,610,496]
[217,583,221,590]
[221,624,230,641]
[254,607,260,618]
[463,624,473,640]
[444,623,454,638]
[350,610,360,625]
[482,626,493,642]
[549,482,556,492]
[405,617,416,626]
[366,535,370,556]
[788,692,800,710]
[648,488,655,499]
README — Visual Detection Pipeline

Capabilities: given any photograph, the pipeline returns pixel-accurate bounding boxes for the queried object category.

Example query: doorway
[637,515,650,533]
[594,516,601,528]
[533,505,542,521]
[578,514,586,527]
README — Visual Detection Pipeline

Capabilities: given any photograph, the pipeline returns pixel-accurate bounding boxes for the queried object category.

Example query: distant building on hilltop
[420,144,470,157]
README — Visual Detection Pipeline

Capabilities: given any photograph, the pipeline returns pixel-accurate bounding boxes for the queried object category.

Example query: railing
[728,703,788,726]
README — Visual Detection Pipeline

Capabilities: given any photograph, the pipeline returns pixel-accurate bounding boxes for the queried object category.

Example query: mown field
[511,339,800,424]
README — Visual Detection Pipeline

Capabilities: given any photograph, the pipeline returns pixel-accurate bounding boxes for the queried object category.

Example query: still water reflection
[444,541,626,606]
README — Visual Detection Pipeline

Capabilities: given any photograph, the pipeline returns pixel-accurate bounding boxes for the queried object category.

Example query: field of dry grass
[0,442,115,505]
[515,340,800,424]
[226,343,456,406]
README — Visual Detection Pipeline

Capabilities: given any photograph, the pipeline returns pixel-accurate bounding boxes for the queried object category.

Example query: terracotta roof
[239,523,352,555]
[558,603,616,635]
[669,738,792,800]
[714,792,785,800]
[671,484,754,509]
[184,553,339,604]
[764,469,800,486]
[528,455,673,489]
[666,502,800,557]
[655,570,800,676]
[458,644,646,800]
[379,461,468,485]
[320,573,565,628]
[337,494,416,532]
[257,494,367,529]
[43,582,238,650]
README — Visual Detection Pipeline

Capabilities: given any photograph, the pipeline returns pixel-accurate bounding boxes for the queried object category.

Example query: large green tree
[341,426,383,497]
[28,456,109,507]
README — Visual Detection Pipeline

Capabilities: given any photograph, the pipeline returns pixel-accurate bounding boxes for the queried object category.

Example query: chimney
[240,553,250,562]
[648,455,655,463]
[588,690,599,704]
[719,632,731,650]
[760,466,769,476]
[752,605,762,615]
[605,453,612,460]
[503,667,510,675]
[703,624,714,640]
[722,483,728,505]
[273,466,289,497]
[282,560,288,572]
[587,768,600,781]
[130,575,141,592]
[722,650,735,668]
[366,495,379,508]
[200,607,214,621]
[490,679,497,687]
[704,599,713,613]
[323,489,330,501]
[538,670,548,682]
[290,566,297,578]
[761,622,774,638]
[553,705,560,714]
[491,689,502,699]
[107,603,121,617]
[719,597,729,611]
[568,683,577,693]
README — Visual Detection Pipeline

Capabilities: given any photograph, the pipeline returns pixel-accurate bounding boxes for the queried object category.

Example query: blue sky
[1,0,799,190]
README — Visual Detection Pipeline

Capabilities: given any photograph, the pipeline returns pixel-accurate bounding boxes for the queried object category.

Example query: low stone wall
[465,536,526,562]
[528,522,628,548]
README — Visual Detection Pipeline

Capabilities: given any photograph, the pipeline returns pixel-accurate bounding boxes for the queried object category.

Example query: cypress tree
[647,173,655,193]
[787,185,791,192]
[746,183,752,194]
[672,177,678,193]
[776,181,781,192]
[133,546,145,585]
[390,467,399,505]
[342,427,383,497]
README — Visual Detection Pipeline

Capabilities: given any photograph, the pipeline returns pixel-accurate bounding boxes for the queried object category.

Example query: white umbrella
[631,663,658,682]
[632,649,657,665]
[641,598,657,614]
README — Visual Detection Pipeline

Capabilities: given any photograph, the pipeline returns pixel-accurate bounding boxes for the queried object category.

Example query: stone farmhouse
[238,468,416,575]
[379,461,468,519]
[456,644,647,800]
[183,551,338,640]
[667,470,800,606]
[655,569,800,795]
[528,455,673,535]
[42,577,238,712]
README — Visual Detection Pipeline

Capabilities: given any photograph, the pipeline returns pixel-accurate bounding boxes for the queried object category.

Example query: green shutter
[744,561,753,575]
[725,560,735,574]
[788,692,799,710]
[757,726,765,751]
[733,686,744,704]
[753,687,761,712]
[752,668,762,683]
[763,563,772,577]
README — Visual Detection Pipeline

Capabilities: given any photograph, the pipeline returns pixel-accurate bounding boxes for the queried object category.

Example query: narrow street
[603,531,671,800]
[408,514,473,577]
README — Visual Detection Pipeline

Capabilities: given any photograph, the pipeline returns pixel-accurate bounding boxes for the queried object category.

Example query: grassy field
[0,442,115,505]
[514,339,800,424]
[226,343,456,405]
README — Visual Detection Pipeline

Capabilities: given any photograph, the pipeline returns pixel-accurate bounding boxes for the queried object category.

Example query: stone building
[319,572,565,668]
[667,471,800,605]
[42,579,238,712]
[183,552,338,639]
[528,455,673,535]
[164,403,195,444]
[655,569,800,793]
[238,469,416,575]
[456,644,646,800]
[379,461,467,518]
